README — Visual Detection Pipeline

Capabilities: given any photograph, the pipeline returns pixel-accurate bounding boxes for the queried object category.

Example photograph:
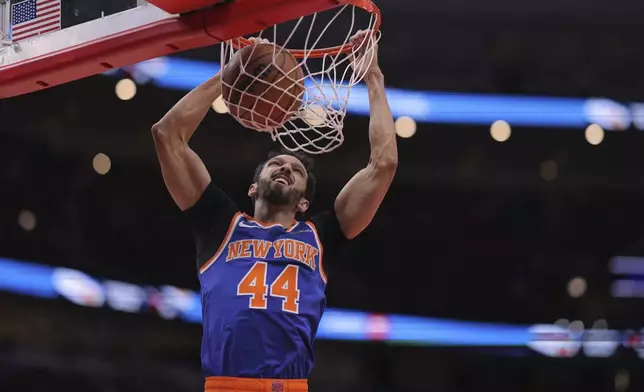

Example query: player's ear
[248,183,258,199]
[296,198,309,214]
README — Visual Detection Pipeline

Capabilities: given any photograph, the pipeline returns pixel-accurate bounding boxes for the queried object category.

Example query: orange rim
[230,0,381,59]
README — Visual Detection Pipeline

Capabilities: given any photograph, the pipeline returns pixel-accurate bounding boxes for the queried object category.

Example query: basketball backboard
[0,0,353,99]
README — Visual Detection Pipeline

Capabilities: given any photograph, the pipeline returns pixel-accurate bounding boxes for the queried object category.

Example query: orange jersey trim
[199,212,243,274]
[205,376,308,392]
[243,213,297,231]
[305,221,326,283]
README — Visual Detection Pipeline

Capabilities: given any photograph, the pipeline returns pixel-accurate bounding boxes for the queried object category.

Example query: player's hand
[248,36,271,45]
[348,30,380,76]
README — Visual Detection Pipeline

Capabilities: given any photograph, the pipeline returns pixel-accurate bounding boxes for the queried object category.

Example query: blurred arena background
[2,0,644,391]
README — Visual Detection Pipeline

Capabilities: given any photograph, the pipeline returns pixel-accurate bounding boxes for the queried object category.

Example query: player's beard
[257,177,304,207]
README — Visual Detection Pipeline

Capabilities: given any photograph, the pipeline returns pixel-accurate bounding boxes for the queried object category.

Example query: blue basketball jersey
[198,212,328,379]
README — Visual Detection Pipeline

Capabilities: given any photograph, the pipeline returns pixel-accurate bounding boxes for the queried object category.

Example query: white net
[220,3,381,154]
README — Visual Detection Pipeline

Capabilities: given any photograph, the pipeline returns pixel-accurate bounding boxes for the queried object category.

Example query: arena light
[490,120,511,142]
[540,160,558,181]
[1,256,644,357]
[0,256,529,346]
[115,78,137,101]
[554,319,569,328]
[212,96,229,114]
[567,277,587,298]
[93,153,112,175]
[394,116,416,138]
[110,57,635,129]
[585,124,605,145]
[593,319,608,329]
[301,104,327,126]
[569,320,584,333]
[632,103,644,130]
[17,210,36,232]
[609,256,644,275]
[611,279,643,298]
[615,370,630,392]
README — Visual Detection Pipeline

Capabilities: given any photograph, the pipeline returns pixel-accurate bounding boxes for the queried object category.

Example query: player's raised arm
[151,72,221,211]
[334,32,398,239]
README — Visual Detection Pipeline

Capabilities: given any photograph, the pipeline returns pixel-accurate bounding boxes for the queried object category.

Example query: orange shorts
[205,376,308,392]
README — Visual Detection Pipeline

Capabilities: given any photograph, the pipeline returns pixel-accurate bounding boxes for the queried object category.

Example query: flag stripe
[38,0,59,6]
[12,22,60,40]
[37,4,61,14]
[13,24,60,41]
[13,19,60,37]
[13,13,60,33]
[13,15,59,33]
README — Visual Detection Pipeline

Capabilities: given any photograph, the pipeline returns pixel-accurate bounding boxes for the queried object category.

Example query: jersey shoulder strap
[304,220,327,283]
[199,211,244,274]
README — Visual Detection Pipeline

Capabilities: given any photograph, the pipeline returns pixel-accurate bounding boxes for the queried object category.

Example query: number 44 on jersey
[237,262,301,314]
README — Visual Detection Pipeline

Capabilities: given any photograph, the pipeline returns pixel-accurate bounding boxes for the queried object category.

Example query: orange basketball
[222,43,305,130]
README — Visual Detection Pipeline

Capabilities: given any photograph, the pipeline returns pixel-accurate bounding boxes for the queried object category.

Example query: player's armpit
[152,127,212,211]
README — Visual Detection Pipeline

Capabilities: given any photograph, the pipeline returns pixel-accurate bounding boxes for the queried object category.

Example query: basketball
[222,43,305,130]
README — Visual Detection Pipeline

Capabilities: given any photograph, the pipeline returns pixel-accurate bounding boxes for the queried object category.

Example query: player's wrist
[212,72,222,87]
[364,68,384,84]
[202,72,223,98]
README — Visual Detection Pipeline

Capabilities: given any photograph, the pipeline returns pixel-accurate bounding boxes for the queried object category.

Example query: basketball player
[152,31,397,391]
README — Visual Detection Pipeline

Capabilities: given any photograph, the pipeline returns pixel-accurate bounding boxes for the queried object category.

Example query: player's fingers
[354,38,367,54]
[248,36,270,45]
[353,30,371,48]
[350,30,364,45]
[349,37,362,51]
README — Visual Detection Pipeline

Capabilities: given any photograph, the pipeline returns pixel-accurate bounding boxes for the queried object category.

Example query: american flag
[11,0,61,41]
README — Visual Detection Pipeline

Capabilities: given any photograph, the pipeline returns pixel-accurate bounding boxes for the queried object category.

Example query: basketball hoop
[220,0,382,154]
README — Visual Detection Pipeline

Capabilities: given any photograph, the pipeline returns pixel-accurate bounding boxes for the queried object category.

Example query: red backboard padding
[146,0,226,14]
[0,16,215,99]
[0,0,344,99]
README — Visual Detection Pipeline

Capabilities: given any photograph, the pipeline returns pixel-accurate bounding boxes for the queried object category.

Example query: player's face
[257,155,308,207]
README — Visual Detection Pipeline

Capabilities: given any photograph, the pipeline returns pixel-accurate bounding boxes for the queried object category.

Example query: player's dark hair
[252,148,316,205]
